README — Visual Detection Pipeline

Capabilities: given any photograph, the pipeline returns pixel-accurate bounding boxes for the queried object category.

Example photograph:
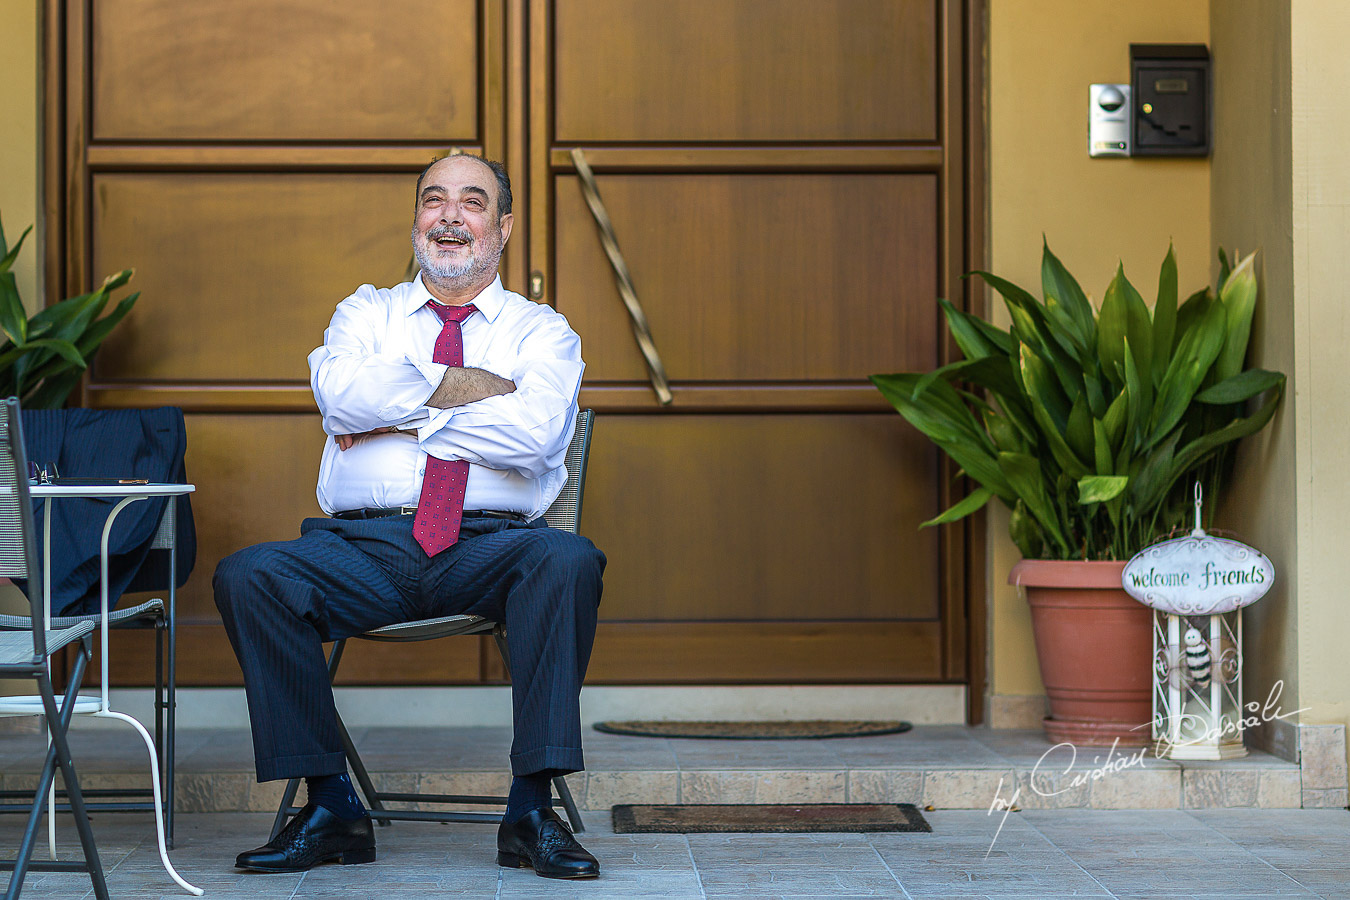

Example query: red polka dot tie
[413,301,477,556]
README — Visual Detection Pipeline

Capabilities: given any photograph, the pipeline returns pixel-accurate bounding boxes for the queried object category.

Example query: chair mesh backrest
[0,398,43,627]
[542,409,594,535]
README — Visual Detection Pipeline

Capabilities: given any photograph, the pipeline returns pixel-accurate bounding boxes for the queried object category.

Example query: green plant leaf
[0,272,27,345]
[73,291,139,356]
[1154,380,1286,510]
[1041,239,1096,349]
[1092,418,1114,474]
[0,224,32,275]
[1122,337,1152,453]
[1149,294,1227,443]
[1065,394,1094,464]
[15,338,84,367]
[939,298,1015,358]
[999,451,1071,556]
[921,486,995,527]
[1008,500,1045,559]
[1152,244,1178,387]
[1097,263,1153,386]
[1078,474,1129,504]
[1213,251,1257,383]
[1196,368,1285,404]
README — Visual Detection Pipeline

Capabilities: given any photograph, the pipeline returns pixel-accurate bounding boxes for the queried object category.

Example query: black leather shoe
[235,803,376,873]
[497,807,599,878]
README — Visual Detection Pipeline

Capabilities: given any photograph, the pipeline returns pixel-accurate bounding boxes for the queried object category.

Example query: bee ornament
[1183,626,1211,691]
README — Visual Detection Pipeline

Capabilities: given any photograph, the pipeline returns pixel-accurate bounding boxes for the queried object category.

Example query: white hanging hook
[1192,482,1206,537]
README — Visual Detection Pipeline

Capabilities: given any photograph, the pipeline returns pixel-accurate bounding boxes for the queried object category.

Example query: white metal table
[28,482,201,895]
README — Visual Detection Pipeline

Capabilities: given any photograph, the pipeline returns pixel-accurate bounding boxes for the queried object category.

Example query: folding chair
[271,408,595,840]
[0,398,108,900]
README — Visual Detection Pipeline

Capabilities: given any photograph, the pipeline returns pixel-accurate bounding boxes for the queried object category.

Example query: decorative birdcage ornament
[1122,486,1274,760]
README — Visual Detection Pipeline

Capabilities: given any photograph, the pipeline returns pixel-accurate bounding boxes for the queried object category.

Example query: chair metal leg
[154,617,171,847]
[552,775,585,833]
[10,657,110,900]
[164,518,179,848]
[336,712,390,827]
[268,778,302,842]
[324,640,390,826]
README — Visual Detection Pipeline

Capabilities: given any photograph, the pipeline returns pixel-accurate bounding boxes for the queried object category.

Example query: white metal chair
[0,397,107,900]
[270,409,595,840]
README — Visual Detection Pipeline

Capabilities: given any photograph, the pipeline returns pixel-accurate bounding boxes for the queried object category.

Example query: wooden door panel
[92,173,414,383]
[91,0,481,142]
[554,173,940,382]
[553,0,938,143]
[584,415,941,621]
[177,413,326,620]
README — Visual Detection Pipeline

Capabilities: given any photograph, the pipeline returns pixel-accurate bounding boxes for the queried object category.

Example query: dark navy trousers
[213,514,604,783]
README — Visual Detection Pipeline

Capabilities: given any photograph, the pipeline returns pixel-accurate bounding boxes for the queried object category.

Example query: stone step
[0,724,1307,813]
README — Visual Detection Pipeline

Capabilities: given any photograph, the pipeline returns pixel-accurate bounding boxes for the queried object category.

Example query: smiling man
[213,155,604,879]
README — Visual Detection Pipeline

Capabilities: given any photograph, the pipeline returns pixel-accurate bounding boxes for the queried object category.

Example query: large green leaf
[1122,338,1152,453]
[1196,368,1285,404]
[1008,500,1045,559]
[1065,394,1095,464]
[1213,251,1257,383]
[1162,376,1286,488]
[1041,239,1096,350]
[0,225,32,275]
[871,373,1013,500]
[0,272,26,346]
[1097,264,1153,386]
[1078,474,1129,504]
[921,486,995,527]
[1022,346,1090,479]
[1092,418,1114,475]
[1152,244,1178,387]
[974,270,1083,401]
[1148,294,1227,443]
[999,452,1071,556]
[940,298,1015,358]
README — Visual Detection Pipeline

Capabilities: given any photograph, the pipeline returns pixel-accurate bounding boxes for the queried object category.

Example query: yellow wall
[1290,4,1350,732]
[0,0,40,310]
[1210,0,1297,733]
[986,0,1212,706]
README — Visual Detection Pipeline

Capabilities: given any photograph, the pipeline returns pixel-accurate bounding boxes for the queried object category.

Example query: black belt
[331,507,529,523]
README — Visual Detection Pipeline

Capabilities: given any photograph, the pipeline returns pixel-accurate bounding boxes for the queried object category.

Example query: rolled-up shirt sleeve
[308,288,445,435]
[418,315,583,479]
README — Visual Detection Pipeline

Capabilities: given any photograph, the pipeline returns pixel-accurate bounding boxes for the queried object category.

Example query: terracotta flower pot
[1009,559,1153,747]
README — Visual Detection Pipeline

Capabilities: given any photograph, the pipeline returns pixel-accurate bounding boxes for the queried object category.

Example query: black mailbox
[1130,44,1210,156]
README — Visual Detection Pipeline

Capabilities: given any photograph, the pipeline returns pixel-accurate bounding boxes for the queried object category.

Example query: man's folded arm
[309,295,446,435]
[418,327,583,479]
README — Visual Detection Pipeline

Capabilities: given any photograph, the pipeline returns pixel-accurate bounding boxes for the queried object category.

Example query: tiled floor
[2,807,1348,898]
[0,724,1339,896]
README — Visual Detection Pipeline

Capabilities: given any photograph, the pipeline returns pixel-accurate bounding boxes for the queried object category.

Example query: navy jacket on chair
[17,407,196,617]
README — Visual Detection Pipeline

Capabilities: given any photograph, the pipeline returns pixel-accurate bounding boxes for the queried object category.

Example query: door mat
[612,803,931,834]
[593,720,912,740]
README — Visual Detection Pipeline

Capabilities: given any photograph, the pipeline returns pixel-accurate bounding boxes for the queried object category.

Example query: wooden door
[51,0,983,703]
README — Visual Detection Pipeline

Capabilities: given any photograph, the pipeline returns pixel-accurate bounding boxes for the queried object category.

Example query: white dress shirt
[308,274,584,519]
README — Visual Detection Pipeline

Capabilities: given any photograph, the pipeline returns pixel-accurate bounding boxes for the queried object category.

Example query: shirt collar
[405,273,506,323]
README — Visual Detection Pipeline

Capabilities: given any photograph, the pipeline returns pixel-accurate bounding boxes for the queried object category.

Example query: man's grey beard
[411,225,501,284]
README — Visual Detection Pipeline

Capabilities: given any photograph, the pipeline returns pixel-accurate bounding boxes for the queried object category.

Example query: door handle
[570,148,673,406]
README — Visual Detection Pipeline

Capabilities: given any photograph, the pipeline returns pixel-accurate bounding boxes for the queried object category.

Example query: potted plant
[0,213,138,408]
[871,242,1284,745]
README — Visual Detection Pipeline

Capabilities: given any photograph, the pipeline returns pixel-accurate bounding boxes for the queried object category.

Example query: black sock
[305,772,366,821]
[503,771,556,824]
